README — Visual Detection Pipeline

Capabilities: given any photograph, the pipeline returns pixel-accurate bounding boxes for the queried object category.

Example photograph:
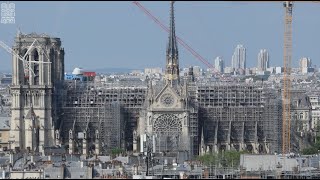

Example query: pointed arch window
[34,92,39,107]
[33,49,40,85]
[21,49,30,85]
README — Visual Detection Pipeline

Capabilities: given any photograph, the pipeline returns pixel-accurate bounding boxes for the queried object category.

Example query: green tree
[223,150,241,168]
[197,153,218,166]
[301,147,318,155]
[197,150,249,168]
[111,148,124,157]
[301,126,320,155]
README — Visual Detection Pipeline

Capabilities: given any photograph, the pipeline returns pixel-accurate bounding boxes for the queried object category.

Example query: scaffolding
[195,80,280,153]
[262,89,283,154]
[58,78,289,156]
[187,80,200,156]
[60,80,147,154]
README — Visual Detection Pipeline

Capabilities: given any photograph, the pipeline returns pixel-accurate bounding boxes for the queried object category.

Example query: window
[0,133,2,137]
[33,50,40,85]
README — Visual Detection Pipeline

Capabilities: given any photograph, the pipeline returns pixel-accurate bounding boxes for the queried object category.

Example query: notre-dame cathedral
[9,32,64,154]
[137,2,198,157]
[9,2,284,157]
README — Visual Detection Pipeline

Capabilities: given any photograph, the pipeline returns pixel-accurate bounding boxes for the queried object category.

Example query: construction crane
[282,1,293,155]
[282,0,320,155]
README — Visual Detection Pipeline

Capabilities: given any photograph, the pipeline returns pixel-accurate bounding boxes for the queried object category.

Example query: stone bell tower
[9,32,64,154]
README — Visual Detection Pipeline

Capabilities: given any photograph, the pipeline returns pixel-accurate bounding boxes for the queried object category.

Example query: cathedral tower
[10,32,64,153]
[138,2,198,159]
[165,1,180,86]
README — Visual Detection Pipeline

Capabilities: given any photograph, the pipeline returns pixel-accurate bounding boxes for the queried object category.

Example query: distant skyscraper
[299,57,311,69]
[214,56,224,73]
[193,66,201,77]
[257,49,269,71]
[299,57,312,74]
[232,44,246,72]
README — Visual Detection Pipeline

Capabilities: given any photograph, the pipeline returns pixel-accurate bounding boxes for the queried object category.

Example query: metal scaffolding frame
[59,80,147,155]
[56,78,303,156]
[195,80,281,153]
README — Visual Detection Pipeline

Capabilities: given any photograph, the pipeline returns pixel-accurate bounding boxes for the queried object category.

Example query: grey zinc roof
[66,166,92,179]
[12,157,24,170]
[41,155,63,163]
[98,156,111,162]
[65,154,81,162]
[44,147,66,155]
[95,168,118,176]
[44,166,64,179]
[0,156,9,165]
[113,156,129,164]
[240,154,299,172]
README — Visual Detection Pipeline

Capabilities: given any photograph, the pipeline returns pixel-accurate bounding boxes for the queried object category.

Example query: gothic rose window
[153,114,182,134]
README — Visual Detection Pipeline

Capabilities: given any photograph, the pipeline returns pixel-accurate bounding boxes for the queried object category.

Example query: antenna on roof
[16,26,21,37]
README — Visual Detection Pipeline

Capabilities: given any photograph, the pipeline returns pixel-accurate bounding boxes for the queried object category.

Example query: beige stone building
[0,116,10,150]
[9,32,64,154]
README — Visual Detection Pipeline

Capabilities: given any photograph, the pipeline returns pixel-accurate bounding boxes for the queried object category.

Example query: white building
[224,67,234,74]
[266,67,275,74]
[275,67,283,74]
[231,44,246,72]
[181,68,189,76]
[299,57,313,74]
[309,94,320,130]
[193,66,202,77]
[144,67,162,75]
[214,56,224,73]
[257,49,269,71]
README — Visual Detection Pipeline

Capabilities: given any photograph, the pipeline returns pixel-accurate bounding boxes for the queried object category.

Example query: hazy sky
[0,1,319,72]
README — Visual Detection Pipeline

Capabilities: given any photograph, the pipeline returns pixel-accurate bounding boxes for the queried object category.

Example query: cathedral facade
[9,32,64,154]
[136,2,198,158]
[8,2,283,157]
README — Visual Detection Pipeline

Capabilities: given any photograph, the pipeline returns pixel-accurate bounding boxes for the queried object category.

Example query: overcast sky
[0,1,319,72]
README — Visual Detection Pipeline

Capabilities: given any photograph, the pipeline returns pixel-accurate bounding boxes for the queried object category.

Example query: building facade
[7,3,303,158]
[55,3,282,157]
[299,57,312,74]
[231,44,246,72]
[214,56,224,73]
[137,2,196,157]
[9,33,64,153]
[257,49,269,72]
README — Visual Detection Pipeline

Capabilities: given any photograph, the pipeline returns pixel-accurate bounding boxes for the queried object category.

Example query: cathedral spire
[167,1,178,60]
[165,1,179,86]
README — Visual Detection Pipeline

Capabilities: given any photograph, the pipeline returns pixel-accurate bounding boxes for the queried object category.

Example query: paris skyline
[0,1,319,72]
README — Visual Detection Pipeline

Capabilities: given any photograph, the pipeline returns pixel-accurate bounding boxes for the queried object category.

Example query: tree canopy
[301,136,320,155]
[197,150,249,168]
